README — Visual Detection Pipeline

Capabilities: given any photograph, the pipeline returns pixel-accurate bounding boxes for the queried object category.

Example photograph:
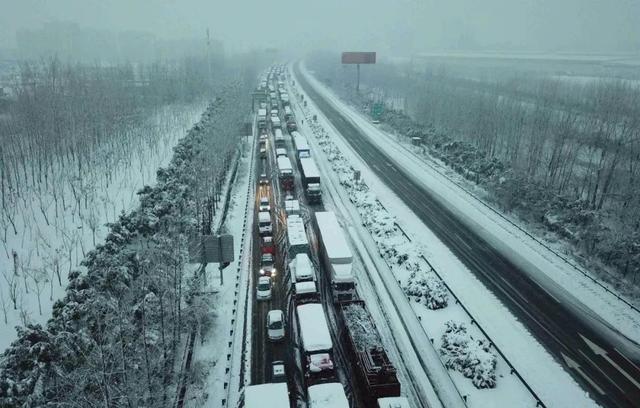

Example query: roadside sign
[189,234,235,264]
[341,52,376,64]
[371,102,384,120]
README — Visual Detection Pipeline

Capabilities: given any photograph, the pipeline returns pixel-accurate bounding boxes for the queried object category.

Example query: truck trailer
[314,211,355,300]
[299,157,322,204]
[244,383,290,408]
[296,303,336,385]
[337,300,401,405]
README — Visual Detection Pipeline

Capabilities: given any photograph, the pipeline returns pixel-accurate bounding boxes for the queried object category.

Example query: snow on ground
[0,103,206,352]
[299,63,640,348]
[291,66,599,407]
[185,137,254,408]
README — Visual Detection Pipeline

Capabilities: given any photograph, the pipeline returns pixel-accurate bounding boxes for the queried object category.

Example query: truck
[284,105,293,121]
[299,157,322,204]
[285,198,300,216]
[291,131,310,158]
[314,211,355,300]
[294,281,319,304]
[244,383,290,408]
[337,300,401,405]
[378,397,411,408]
[307,383,349,408]
[286,215,309,257]
[274,128,286,149]
[258,108,267,130]
[277,156,294,192]
[258,211,272,235]
[271,115,281,129]
[296,303,336,385]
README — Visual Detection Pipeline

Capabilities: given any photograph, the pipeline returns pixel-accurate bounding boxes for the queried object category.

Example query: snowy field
[0,102,206,351]
[292,65,601,407]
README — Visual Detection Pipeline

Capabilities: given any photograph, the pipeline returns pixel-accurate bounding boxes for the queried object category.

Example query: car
[267,310,285,341]
[257,276,272,300]
[261,235,275,255]
[259,173,269,185]
[260,253,276,276]
[259,196,270,212]
[271,360,286,382]
[276,148,287,158]
[260,147,266,158]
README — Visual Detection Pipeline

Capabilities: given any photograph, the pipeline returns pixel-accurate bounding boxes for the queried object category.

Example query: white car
[257,276,272,300]
[267,310,285,341]
[259,196,270,212]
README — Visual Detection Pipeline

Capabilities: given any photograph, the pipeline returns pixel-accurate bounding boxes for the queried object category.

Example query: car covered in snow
[260,253,276,276]
[259,196,270,212]
[257,276,272,300]
[260,173,269,185]
[267,310,285,341]
[276,148,287,158]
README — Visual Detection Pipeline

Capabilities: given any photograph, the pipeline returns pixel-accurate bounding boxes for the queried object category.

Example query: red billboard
[341,52,376,64]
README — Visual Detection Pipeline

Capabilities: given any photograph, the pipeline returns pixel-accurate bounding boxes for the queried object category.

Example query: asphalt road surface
[295,63,640,408]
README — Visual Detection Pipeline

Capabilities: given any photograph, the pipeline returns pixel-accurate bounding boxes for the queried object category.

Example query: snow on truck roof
[287,215,308,247]
[307,383,349,408]
[277,156,293,172]
[296,303,333,353]
[377,397,411,408]
[300,157,320,179]
[244,383,289,408]
[315,211,353,263]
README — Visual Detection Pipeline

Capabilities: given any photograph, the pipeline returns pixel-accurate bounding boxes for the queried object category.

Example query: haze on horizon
[1,0,639,60]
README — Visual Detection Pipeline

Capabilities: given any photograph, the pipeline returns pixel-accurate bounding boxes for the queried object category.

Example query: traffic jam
[244,65,411,408]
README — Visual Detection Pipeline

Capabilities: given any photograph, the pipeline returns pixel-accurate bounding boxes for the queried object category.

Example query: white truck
[296,303,335,384]
[314,211,354,300]
[285,198,300,216]
[286,215,309,256]
[258,108,267,129]
[258,211,272,235]
[244,383,289,408]
[307,383,349,408]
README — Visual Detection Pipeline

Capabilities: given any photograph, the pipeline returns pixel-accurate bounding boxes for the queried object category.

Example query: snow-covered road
[292,63,615,407]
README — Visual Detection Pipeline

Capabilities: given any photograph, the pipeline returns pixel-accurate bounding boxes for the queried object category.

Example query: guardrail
[292,65,546,408]
[389,208,546,407]
[363,102,639,316]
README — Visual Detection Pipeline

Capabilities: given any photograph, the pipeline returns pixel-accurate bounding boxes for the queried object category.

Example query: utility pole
[206,28,212,88]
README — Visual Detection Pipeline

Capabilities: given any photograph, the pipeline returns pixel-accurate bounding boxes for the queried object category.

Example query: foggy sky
[2,0,639,56]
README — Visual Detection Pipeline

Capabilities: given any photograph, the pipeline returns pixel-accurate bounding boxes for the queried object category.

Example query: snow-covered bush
[440,321,497,389]
[404,270,448,309]
[298,95,449,310]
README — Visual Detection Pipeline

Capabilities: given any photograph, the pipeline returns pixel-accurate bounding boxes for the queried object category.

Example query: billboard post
[341,52,376,93]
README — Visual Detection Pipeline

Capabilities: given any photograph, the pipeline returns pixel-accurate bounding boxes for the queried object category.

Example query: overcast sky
[2,0,639,55]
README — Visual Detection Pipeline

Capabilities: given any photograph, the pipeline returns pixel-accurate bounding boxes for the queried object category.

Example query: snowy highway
[293,63,640,408]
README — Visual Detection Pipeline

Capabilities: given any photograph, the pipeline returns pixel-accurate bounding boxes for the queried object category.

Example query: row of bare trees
[312,55,640,288]
[0,76,251,405]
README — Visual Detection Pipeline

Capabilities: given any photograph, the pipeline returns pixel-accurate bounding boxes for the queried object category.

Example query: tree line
[0,79,249,406]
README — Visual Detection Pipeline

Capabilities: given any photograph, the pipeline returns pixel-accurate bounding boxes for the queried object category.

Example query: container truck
[244,383,289,408]
[277,156,294,192]
[258,108,267,130]
[286,215,309,257]
[314,211,355,300]
[292,131,310,158]
[296,303,336,385]
[299,157,322,204]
